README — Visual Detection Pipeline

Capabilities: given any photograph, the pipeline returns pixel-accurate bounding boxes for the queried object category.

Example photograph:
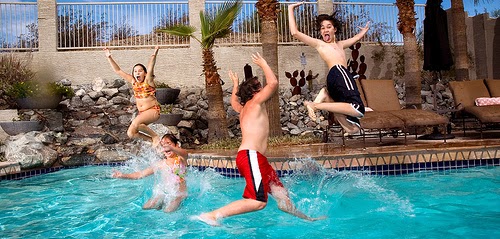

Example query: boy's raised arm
[339,22,370,49]
[229,70,243,113]
[252,53,277,103]
[288,2,320,48]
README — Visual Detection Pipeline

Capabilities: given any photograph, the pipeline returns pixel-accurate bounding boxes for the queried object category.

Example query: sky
[1,0,499,18]
[359,0,500,16]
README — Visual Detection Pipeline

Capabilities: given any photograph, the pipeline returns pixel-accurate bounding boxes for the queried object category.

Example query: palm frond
[200,11,210,41]
[212,1,242,34]
[200,0,242,48]
[156,25,196,37]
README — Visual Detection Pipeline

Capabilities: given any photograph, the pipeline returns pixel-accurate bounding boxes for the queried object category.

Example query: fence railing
[0,1,425,51]
[0,2,38,50]
[57,1,190,50]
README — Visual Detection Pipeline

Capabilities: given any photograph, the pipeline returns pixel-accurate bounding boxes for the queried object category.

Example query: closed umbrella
[423,0,452,72]
[420,0,455,140]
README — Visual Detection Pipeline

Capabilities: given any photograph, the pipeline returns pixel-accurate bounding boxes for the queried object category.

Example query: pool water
[0,163,499,238]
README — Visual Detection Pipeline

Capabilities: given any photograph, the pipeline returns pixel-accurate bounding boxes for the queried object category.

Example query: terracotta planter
[16,95,62,109]
[155,88,180,105]
[0,121,43,135]
[156,113,182,126]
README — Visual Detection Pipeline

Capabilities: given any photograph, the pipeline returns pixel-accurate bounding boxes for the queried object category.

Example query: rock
[101,133,119,144]
[62,153,96,166]
[92,77,106,91]
[95,147,130,162]
[2,132,58,169]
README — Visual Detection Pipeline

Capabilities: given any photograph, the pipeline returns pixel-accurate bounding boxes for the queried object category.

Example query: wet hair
[236,76,261,105]
[161,133,179,145]
[316,13,342,35]
[132,63,147,75]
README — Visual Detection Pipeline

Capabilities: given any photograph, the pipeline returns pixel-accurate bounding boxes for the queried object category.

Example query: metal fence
[57,1,190,49]
[0,1,425,51]
[0,2,38,50]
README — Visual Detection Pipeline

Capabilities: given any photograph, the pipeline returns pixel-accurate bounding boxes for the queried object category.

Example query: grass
[198,134,322,150]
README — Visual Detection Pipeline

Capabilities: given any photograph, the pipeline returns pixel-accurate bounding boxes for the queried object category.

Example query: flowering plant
[155,81,170,88]
[6,81,74,99]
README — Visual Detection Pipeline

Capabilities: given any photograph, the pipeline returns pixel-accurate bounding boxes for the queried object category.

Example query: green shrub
[48,82,75,98]
[6,80,74,99]
[160,104,173,114]
[155,81,170,88]
[6,81,37,98]
[0,54,35,96]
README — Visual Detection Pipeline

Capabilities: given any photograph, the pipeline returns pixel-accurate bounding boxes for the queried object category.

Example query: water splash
[282,157,415,218]
[110,143,182,212]
[351,173,415,217]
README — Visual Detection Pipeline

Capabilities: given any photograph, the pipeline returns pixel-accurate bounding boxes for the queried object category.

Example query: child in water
[104,46,161,146]
[112,134,188,213]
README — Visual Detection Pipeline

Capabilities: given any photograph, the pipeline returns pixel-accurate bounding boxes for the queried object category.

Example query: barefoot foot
[308,215,328,221]
[192,213,220,227]
[342,124,361,137]
[304,101,317,121]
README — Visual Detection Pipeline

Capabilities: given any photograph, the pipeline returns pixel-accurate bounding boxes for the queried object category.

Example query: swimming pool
[1,164,499,238]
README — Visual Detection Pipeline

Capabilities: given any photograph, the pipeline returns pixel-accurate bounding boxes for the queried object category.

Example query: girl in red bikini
[112,134,188,213]
[104,46,161,146]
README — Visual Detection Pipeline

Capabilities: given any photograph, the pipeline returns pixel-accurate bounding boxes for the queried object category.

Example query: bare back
[238,100,269,154]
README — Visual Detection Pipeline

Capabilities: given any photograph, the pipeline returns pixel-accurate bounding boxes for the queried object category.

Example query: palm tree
[396,0,421,108]
[256,0,282,137]
[450,0,469,81]
[158,0,242,142]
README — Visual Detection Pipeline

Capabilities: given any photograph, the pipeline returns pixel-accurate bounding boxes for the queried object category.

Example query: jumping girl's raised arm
[288,2,321,48]
[104,47,135,84]
[339,22,370,49]
[145,46,160,87]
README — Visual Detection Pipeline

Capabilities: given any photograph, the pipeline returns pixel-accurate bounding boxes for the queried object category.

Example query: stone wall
[0,78,321,169]
[0,75,455,170]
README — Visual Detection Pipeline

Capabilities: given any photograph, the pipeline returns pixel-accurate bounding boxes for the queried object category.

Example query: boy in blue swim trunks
[196,53,325,226]
[288,2,370,135]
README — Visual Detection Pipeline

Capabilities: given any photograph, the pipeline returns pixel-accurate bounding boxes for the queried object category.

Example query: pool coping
[2,144,499,180]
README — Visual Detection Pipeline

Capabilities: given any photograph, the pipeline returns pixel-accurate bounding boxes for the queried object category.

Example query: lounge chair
[448,79,500,137]
[324,79,406,147]
[485,79,500,97]
[360,79,449,142]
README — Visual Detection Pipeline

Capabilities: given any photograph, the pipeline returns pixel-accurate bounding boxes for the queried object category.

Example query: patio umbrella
[420,0,454,140]
[423,0,452,72]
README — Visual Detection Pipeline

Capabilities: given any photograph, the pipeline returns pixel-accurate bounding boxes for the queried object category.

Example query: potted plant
[0,120,43,136]
[0,113,43,136]
[155,81,180,105]
[7,81,74,109]
[0,54,35,109]
[156,104,182,126]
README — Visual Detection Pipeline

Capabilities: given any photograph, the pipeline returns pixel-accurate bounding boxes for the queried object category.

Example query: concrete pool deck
[1,130,499,179]
[188,130,500,176]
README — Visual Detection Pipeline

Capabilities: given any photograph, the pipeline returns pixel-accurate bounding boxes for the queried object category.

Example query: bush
[6,80,74,99]
[160,104,173,114]
[6,81,37,98]
[48,82,75,98]
[0,54,35,97]
[155,81,170,88]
